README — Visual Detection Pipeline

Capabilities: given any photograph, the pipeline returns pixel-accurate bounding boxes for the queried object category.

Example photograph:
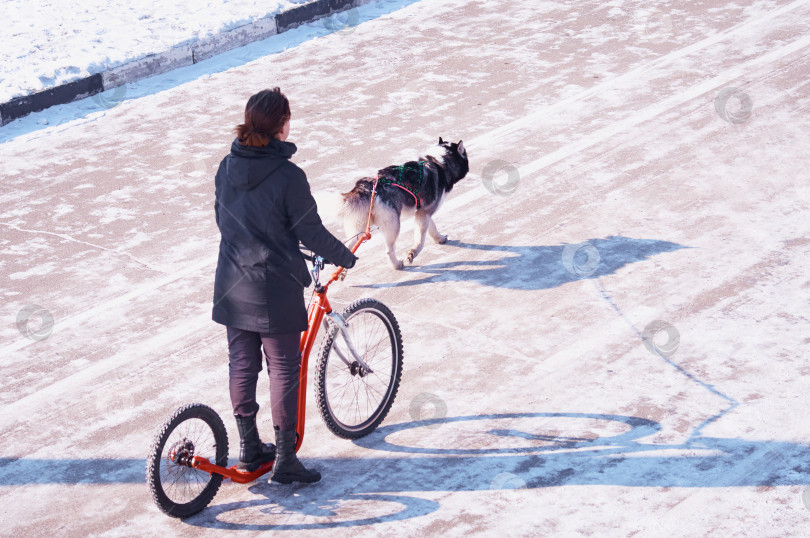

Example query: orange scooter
[146,194,404,518]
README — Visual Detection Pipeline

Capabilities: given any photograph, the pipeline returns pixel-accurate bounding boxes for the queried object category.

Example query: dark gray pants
[227,326,300,431]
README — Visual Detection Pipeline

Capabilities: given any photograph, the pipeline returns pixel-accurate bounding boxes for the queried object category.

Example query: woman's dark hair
[235,88,291,147]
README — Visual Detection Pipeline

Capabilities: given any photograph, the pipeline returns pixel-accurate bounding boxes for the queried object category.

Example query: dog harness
[376,161,426,209]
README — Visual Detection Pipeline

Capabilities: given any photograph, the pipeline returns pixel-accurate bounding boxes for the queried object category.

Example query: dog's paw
[407,250,415,263]
[391,259,405,270]
[436,234,448,245]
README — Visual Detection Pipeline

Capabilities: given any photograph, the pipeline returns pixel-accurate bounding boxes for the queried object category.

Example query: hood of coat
[225,138,298,190]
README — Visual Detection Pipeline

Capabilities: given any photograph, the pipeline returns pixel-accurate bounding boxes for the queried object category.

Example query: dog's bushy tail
[340,191,373,239]
[312,190,369,240]
[312,190,345,225]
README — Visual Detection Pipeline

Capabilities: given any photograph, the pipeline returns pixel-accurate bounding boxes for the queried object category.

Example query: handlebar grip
[300,245,341,267]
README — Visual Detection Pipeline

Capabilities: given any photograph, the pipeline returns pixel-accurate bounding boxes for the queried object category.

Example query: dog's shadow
[357,236,687,290]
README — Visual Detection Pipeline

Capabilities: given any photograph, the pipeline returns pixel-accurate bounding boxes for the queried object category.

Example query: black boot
[270,427,321,484]
[235,415,275,472]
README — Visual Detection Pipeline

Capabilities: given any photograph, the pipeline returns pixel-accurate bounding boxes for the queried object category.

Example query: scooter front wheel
[315,298,404,439]
[146,403,229,518]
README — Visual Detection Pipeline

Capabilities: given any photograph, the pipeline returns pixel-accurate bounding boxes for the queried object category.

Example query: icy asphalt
[1,0,810,535]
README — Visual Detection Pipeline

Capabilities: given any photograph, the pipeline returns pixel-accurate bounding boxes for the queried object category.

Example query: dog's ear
[438,136,444,145]
[457,140,466,158]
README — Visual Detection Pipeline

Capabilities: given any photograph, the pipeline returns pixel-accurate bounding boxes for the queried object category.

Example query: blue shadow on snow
[4,412,809,530]
[357,236,688,290]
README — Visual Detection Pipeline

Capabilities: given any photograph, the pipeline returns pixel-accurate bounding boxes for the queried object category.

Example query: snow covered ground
[0,0,309,102]
[1,0,810,535]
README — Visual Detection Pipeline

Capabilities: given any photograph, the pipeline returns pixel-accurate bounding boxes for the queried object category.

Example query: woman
[212,88,357,484]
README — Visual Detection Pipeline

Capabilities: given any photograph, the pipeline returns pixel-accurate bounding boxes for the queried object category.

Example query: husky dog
[341,138,469,269]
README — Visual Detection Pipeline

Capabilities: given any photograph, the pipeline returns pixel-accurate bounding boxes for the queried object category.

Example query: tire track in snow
[0,221,164,273]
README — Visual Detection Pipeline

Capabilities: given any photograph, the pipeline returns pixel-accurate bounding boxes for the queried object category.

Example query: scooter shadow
[185,412,810,531]
[355,236,687,290]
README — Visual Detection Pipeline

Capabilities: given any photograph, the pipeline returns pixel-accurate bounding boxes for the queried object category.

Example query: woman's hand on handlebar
[299,243,356,271]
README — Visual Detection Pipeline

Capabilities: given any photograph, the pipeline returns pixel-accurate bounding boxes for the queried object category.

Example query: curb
[0,0,371,126]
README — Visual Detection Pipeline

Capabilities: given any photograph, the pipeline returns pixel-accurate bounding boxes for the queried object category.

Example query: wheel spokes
[160,418,216,504]
[325,310,395,429]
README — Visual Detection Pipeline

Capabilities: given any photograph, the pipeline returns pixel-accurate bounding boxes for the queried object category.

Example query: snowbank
[0,0,310,102]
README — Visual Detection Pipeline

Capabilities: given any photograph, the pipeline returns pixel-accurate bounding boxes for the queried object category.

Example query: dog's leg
[376,204,404,270]
[427,217,448,244]
[383,226,404,270]
[407,212,431,264]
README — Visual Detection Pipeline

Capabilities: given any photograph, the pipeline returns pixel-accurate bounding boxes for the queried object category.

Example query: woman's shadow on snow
[186,412,810,531]
[356,236,687,290]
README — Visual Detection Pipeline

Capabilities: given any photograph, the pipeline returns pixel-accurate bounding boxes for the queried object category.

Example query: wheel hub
[349,361,368,377]
[168,438,195,467]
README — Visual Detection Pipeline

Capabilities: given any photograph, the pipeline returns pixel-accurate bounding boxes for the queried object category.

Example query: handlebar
[299,247,333,269]
[299,246,339,288]
[300,231,369,290]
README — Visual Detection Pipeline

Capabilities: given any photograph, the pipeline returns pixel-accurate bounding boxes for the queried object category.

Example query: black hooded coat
[212,138,356,334]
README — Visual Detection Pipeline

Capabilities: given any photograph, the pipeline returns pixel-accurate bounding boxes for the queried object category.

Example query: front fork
[295,273,374,451]
[294,290,371,452]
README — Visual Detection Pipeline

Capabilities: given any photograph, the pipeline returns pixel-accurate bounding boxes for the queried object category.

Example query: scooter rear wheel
[146,403,228,518]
